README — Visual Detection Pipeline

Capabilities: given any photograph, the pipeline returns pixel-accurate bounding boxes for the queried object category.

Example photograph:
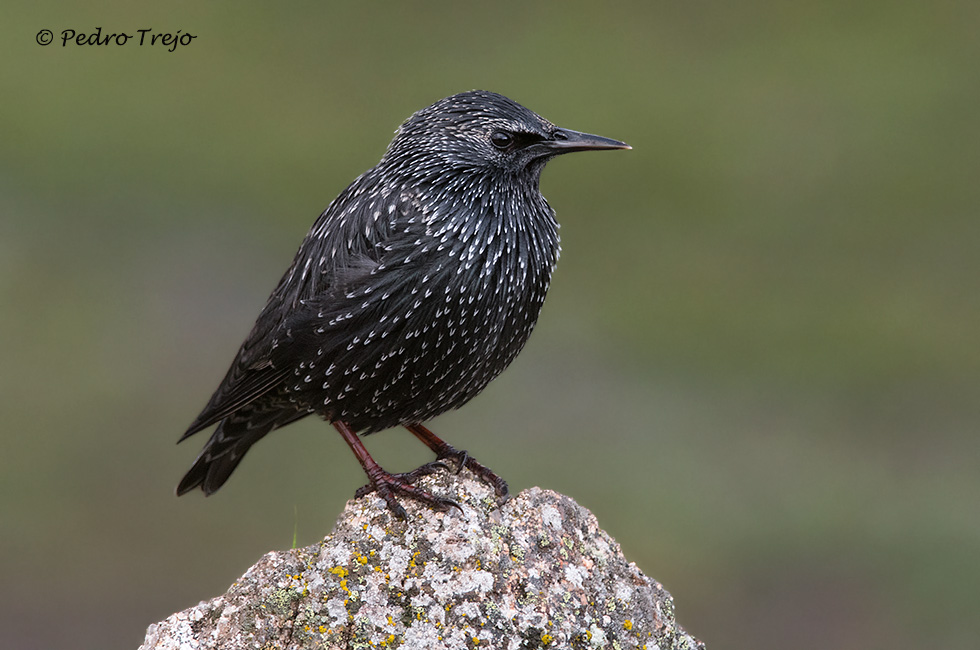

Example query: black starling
[177,90,629,516]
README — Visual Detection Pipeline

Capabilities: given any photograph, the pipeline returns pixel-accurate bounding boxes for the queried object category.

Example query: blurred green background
[3,2,978,649]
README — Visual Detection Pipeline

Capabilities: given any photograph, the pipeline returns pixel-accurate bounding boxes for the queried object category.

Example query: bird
[176,90,630,517]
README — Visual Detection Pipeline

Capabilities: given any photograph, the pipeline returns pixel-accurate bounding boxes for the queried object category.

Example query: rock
[141,469,704,649]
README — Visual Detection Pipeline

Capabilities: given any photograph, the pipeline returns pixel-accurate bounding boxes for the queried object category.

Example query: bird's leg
[404,423,509,498]
[332,421,460,518]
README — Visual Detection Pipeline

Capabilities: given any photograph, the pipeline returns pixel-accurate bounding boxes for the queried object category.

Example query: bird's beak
[543,128,631,154]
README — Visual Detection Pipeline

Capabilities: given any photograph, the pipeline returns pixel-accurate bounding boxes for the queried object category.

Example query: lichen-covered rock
[141,470,704,649]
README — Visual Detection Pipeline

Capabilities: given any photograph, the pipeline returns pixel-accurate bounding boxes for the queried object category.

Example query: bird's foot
[354,467,462,519]
[433,445,510,499]
[403,424,510,499]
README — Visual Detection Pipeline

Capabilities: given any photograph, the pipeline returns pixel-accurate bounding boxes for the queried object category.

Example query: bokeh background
[3,2,978,649]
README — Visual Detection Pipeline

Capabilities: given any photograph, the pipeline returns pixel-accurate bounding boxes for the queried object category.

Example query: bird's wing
[178,330,294,441]
[180,173,408,441]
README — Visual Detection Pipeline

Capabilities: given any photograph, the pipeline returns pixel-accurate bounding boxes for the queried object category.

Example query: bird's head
[383,90,630,179]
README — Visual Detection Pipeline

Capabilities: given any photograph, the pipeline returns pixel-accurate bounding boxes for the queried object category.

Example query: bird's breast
[282,189,560,431]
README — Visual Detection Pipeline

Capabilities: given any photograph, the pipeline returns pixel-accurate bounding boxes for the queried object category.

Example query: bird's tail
[176,406,306,496]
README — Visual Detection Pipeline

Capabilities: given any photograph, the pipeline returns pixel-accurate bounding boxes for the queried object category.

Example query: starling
[177,90,629,516]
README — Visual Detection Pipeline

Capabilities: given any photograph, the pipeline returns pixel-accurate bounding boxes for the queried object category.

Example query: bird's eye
[490,130,514,150]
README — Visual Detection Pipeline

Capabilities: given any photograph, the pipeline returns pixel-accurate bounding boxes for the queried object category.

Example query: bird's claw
[434,446,509,499]
[353,440,508,517]
[355,468,462,518]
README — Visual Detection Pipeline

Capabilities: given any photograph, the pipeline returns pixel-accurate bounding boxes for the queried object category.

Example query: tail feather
[176,405,309,496]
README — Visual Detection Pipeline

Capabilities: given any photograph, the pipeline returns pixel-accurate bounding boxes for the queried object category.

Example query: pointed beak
[543,128,631,154]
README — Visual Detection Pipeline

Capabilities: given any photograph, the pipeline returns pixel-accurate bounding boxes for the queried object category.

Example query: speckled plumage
[177,91,629,508]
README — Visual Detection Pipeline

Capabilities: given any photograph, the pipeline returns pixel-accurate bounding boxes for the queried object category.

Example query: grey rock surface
[141,470,704,649]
